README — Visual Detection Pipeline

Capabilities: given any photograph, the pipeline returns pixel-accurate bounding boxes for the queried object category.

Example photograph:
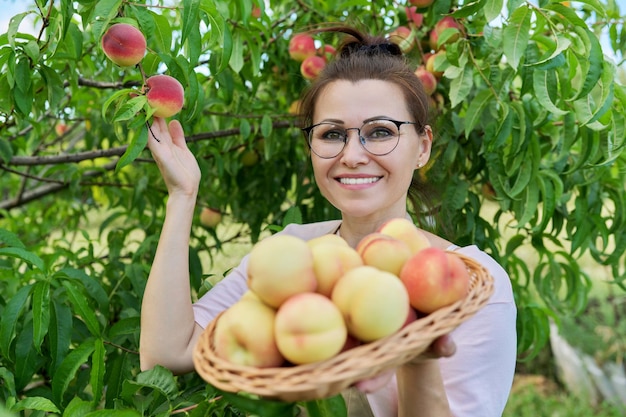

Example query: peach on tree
[146,75,185,118]
[101,23,147,67]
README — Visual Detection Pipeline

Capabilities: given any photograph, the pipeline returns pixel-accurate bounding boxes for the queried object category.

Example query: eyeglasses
[301,119,417,159]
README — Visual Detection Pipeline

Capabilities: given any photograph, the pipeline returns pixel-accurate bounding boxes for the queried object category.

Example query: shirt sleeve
[439,245,517,416]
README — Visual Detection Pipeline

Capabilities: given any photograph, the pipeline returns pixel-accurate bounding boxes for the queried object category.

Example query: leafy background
[0,0,625,415]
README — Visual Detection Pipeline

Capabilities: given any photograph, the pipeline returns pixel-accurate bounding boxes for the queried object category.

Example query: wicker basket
[193,252,494,402]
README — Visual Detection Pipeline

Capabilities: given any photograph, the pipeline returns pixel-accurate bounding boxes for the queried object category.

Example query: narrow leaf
[61,281,102,337]
[90,339,106,406]
[49,300,73,373]
[449,65,473,108]
[0,285,32,360]
[52,339,96,406]
[116,124,149,173]
[532,69,568,115]
[31,281,51,354]
[464,89,493,137]
[12,397,60,413]
[503,6,532,69]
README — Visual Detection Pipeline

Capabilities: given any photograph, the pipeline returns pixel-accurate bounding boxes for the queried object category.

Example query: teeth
[339,177,380,185]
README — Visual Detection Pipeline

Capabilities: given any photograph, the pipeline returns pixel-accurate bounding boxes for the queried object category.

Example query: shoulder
[449,245,515,305]
[276,220,342,240]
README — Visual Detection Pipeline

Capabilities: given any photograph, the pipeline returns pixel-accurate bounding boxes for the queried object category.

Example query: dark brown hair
[299,26,430,135]
[298,25,440,231]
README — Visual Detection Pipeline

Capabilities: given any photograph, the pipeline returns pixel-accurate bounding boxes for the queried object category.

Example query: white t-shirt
[192,220,517,417]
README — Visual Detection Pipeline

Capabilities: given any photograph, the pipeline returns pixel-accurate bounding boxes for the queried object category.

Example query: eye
[317,125,346,141]
[364,123,396,140]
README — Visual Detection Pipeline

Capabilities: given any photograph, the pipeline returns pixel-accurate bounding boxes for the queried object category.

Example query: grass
[503,374,625,417]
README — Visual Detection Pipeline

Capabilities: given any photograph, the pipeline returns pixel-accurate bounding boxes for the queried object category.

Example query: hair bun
[340,41,402,58]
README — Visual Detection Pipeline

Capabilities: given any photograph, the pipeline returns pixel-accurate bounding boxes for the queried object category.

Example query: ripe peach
[405,6,424,27]
[247,235,318,308]
[287,99,301,115]
[199,207,222,228]
[101,23,146,67]
[388,26,414,53]
[289,33,316,62]
[310,242,363,296]
[409,0,435,7]
[317,44,336,61]
[399,248,470,313]
[213,298,284,367]
[377,218,431,255]
[414,66,438,95]
[274,292,347,364]
[426,50,445,78]
[356,233,412,276]
[146,75,185,118]
[331,266,410,342]
[429,17,462,51]
[307,233,349,249]
[300,55,326,80]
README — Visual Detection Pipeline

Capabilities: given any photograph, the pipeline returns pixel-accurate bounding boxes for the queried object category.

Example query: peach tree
[0,0,624,415]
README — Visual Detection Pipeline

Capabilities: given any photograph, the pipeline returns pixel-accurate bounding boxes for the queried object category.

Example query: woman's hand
[354,335,456,393]
[147,117,201,198]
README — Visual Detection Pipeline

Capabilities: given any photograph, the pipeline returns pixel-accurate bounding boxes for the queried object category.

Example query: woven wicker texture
[193,252,494,402]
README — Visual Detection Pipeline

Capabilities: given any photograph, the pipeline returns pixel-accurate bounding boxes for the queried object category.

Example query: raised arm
[139,117,204,374]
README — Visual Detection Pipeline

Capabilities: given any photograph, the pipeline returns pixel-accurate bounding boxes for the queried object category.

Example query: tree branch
[3,120,297,166]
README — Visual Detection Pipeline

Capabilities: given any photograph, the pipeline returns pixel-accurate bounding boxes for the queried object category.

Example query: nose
[339,128,369,165]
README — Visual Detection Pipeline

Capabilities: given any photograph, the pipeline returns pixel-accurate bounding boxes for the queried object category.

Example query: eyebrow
[318,116,396,125]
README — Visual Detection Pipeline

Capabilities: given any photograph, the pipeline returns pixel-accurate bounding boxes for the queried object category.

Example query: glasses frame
[301,119,417,159]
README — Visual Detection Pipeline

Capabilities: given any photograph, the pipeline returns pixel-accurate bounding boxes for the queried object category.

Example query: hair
[298,25,441,232]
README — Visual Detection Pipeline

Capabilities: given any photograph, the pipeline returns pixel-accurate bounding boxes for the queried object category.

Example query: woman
[140,26,517,417]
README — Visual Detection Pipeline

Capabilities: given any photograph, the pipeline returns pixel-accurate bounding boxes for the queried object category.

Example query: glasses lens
[360,120,401,155]
[309,123,346,158]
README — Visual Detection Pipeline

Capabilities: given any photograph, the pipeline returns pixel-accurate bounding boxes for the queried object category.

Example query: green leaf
[218,391,298,417]
[52,339,96,406]
[525,36,569,70]
[503,5,532,69]
[181,0,201,47]
[14,319,43,390]
[116,124,149,173]
[301,395,347,417]
[113,95,147,122]
[484,0,504,23]
[11,397,60,413]
[283,206,303,226]
[31,281,51,354]
[0,247,45,270]
[570,26,604,100]
[0,285,32,361]
[229,31,245,73]
[0,138,13,164]
[0,228,25,248]
[39,65,66,111]
[121,365,179,403]
[84,410,142,417]
[464,89,493,137]
[61,281,102,337]
[92,0,124,40]
[532,69,568,115]
[90,339,106,406]
[261,114,273,138]
[49,300,72,373]
[7,12,29,48]
[448,65,473,108]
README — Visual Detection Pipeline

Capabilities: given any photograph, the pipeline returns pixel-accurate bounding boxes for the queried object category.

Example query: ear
[416,125,433,169]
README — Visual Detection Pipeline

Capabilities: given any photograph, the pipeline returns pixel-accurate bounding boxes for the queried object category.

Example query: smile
[338,177,381,185]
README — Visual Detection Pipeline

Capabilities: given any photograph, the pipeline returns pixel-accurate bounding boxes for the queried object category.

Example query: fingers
[354,370,394,393]
[168,119,186,147]
[431,334,456,358]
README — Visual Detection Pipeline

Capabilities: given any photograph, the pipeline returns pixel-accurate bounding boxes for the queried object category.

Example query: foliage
[0,0,625,415]
[503,379,625,417]
[558,294,626,364]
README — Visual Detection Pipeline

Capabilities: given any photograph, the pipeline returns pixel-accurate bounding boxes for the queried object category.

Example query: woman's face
[310,79,432,222]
